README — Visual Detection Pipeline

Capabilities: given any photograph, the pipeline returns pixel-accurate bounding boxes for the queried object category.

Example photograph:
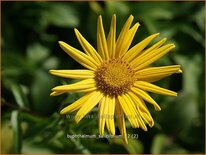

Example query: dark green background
[1,1,205,154]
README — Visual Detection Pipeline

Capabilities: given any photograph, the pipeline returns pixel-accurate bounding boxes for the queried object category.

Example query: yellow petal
[128,92,154,127]
[137,97,154,127]
[122,33,160,62]
[98,96,107,135]
[136,112,147,131]
[117,94,139,128]
[105,96,115,135]
[49,69,94,79]
[134,81,177,96]
[131,87,161,111]
[97,15,109,60]
[52,78,96,92]
[131,44,175,70]
[107,14,116,58]
[139,38,167,57]
[60,92,93,114]
[125,93,140,128]
[115,15,134,57]
[115,100,128,144]
[74,28,102,64]
[136,65,182,82]
[128,91,149,114]
[59,41,98,70]
[119,23,140,57]
[50,91,65,96]
[75,91,103,123]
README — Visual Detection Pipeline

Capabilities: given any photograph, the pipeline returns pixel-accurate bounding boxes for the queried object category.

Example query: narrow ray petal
[119,23,140,57]
[134,81,177,96]
[136,112,147,131]
[128,92,149,114]
[50,91,65,96]
[49,69,94,79]
[74,28,102,64]
[136,65,182,82]
[115,100,128,144]
[125,94,140,127]
[98,96,107,135]
[97,15,109,60]
[107,14,116,58]
[125,93,147,131]
[60,93,93,114]
[131,87,161,111]
[139,38,167,57]
[105,96,115,135]
[118,94,139,128]
[137,97,155,127]
[128,92,154,127]
[52,78,96,92]
[75,91,103,123]
[115,15,134,57]
[131,44,175,70]
[59,41,98,70]
[122,33,162,62]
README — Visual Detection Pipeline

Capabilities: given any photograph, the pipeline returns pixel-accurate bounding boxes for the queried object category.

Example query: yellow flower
[50,14,182,144]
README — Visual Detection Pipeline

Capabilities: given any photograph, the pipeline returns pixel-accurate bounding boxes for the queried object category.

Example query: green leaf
[27,43,50,64]
[42,3,79,27]
[2,52,32,78]
[42,57,59,70]
[180,25,204,47]
[124,138,143,154]
[11,110,22,153]
[89,2,103,14]
[105,1,130,16]
[192,6,204,33]
[151,134,188,153]
[11,83,29,109]
[151,134,167,154]
[22,142,55,154]
[1,121,14,153]
[174,54,202,94]
[30,69,58,115]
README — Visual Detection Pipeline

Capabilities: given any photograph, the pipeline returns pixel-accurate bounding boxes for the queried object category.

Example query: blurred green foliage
[1,1,205,154]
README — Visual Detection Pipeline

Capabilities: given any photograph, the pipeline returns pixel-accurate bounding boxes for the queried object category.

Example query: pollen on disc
[94,58,136,97]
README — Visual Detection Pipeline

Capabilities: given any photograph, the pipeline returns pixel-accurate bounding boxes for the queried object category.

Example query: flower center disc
[95,58,136,96]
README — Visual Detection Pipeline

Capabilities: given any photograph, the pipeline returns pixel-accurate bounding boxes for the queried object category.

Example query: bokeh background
[1,1,205,154]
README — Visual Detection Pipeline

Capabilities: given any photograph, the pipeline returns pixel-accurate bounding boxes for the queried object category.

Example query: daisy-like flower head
[50,14,182,144]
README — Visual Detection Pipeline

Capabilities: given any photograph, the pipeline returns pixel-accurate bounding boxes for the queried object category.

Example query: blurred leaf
[30,69,58,115]
[89,2,103,14]
[158,92,198,135]
[151,134,167,154]
[174,54,202,93]
[124,139,143,154]
[142,18,157,34]
[27,43,50,64]
[192,6,204,33]
[130,2,174,19]
[105,1,130,16]
[23,113,57,139]
[151,134,188,153]
[180,25,204,47]
[1,121,14,153]
[42,57,59,70]
[11,110,22,153]
[68,138,91,154]
[42,3,79,27]
[2,53,32,78]
[11,83,29,109]
[22,142,55,154]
